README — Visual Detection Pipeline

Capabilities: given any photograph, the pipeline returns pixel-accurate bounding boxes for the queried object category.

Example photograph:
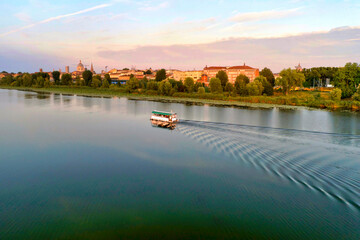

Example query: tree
[184,77,195,93]
[22,74,32,87]
[198,87,205,94]
[144,69,152,75]
[1,75,14,85]
[224,82,234,93]
[330,88,342,101]
[216,70,228,88]
[255,76,273,96]
[209,78,222,93]
[126,77,140,92]
[36,76,45,88]
[139,76,148,89]
[44,79,51,88]
[61,73,72,85]
[101,78,110,88]
[334,63,360,98]
[155,69,167,82]
[277,68,305,95]
[246,80,264,96]
[158,80,173,96]
[194,82,203,92]
[52,71,60,85]
[352,87,360,101]
[75,77,81,86]
[146,80,158,91]
[91,78,101,88]
[82,70,93,86]
[104,74,111,85]
[235,74,250,96]
[260,67,275,86]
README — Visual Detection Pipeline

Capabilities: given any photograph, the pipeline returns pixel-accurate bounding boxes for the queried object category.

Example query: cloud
[14,12,33,23]
[139,1,169,11]
[230,8,303,23]
[0,4,111,37]
[96,26,360,72]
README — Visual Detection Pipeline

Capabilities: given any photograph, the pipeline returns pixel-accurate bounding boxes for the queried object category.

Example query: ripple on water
[176,121,360,211]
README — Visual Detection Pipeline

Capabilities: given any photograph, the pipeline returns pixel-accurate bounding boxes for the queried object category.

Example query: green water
[0,89,359,239]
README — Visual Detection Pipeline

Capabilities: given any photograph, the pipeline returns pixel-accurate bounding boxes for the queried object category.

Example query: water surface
[0,89,359,239]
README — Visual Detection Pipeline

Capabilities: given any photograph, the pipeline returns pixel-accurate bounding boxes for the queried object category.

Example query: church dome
[77,60,85,72]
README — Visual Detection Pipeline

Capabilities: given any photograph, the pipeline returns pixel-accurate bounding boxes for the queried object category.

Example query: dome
[77,60,85,72]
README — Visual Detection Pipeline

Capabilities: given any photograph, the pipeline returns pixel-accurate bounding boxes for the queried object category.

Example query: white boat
[150,110,178,123]
[150,110,178,129]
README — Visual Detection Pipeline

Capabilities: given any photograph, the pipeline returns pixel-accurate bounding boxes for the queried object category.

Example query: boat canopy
[152,110,176,116]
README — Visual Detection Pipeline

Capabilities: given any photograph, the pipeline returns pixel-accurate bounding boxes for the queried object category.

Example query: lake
[0,89,359,239]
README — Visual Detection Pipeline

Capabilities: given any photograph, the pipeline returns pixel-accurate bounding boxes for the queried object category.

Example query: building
[173,70,203,82]
[65,66,69,73]
[202,64,259,84]
[77,60,85,72]
[203,66,225,81]
[108,68,145,84]
[226,65,259,83]
[90,63,95,74]
[71,60,86,78]
[295,63,303,72]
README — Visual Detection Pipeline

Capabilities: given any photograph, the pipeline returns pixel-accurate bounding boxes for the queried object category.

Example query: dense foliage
[2,62,360,111]
[155,69,167,82]
[260,67,275,86]
[216,70,228,88]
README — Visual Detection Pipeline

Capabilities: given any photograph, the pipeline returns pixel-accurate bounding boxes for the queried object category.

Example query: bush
[146,80,158,91]
[352,87,360,101]
[194,82,203,92]
[330,88,342,101]
[197,87,205,94]
[246,80,264,96]
[91,78,101,88]
[158,80,173,96]
[101,79,110,88]
[126,77,140,92]
[352,93,360,101]
[145,90,158,95]
[44,79,51,88]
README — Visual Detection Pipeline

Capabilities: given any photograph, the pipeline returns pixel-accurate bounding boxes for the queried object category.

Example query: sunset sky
[1,0,360,73]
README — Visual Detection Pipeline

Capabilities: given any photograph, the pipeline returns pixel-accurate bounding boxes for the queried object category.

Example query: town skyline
[1,0,360,73]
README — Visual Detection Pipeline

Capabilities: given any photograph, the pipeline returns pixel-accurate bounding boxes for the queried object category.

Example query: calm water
[0,89,359,239]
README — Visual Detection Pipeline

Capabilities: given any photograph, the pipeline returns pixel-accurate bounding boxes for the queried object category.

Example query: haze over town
[1,0,360,73]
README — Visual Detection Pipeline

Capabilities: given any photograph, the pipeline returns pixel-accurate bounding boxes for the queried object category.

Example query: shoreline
[0,86,355,112]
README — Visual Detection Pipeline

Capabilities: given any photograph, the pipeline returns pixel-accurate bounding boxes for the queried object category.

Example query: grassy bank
[2,85,360,111]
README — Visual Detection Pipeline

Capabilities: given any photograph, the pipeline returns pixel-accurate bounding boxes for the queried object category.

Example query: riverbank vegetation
[1,63,360,111]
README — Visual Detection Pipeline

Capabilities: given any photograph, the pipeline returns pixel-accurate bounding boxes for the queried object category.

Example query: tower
[65,66,69,73]
[91,62,94,73]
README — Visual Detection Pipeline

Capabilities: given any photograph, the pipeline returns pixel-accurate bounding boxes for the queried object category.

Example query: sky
[0,0,360,73]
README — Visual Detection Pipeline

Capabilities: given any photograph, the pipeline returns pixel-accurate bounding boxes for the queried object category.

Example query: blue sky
[0,0,360,72]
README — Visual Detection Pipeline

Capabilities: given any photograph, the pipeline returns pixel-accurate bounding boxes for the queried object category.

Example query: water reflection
[1,89,360,239]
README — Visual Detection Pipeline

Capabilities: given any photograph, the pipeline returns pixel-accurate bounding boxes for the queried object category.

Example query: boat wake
[176,120,360,211]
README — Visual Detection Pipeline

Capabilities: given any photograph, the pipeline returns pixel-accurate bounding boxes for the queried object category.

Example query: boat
[150,110,178,129]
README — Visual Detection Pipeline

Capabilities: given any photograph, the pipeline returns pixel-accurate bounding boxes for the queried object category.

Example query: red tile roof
[204,66,226,70]
[228,65,255,70]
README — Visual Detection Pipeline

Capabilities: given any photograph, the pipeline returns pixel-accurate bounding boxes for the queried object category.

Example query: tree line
[302,63,360,98]
[1,62,360,100]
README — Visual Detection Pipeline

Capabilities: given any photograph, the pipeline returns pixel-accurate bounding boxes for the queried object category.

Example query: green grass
[1,85,360,112]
